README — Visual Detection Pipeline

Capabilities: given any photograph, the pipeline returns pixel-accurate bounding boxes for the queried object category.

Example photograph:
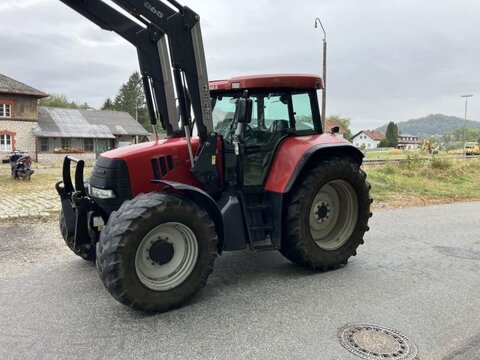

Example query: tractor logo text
[144,2,164,18]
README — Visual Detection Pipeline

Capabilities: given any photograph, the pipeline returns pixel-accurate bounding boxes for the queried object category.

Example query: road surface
[1,202,479,359]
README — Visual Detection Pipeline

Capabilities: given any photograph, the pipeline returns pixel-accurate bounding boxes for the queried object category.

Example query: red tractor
[57,0,372,312]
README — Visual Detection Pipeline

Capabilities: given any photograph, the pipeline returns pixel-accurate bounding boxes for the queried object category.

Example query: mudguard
[156,180,225,253]
[264,134,363,193]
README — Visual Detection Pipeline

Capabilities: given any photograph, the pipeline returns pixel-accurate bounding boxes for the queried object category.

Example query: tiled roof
[0,74,48,98]
[353,130,385,141]
[33,107,149,138]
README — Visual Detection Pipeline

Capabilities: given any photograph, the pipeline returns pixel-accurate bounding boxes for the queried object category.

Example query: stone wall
[37,152,96,164]
[0,94,39,158]
[0,119,37,155]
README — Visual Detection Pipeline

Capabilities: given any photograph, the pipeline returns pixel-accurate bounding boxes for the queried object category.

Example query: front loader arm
[60,0,179,136]
[110,0,212,141]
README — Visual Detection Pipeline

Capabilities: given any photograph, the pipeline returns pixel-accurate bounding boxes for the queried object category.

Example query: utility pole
[315,18,327,133]
[461,94,473,159]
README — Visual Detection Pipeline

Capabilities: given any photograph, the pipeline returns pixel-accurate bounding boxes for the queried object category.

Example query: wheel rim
[135,222,198,291]
[309,180,358,250]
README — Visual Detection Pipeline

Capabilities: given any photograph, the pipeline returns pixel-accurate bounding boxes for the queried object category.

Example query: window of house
[84,138,94,152]
[0,134,12,151]
[40,138,49,152]
[61,138,71,149]
[0,103,11,118]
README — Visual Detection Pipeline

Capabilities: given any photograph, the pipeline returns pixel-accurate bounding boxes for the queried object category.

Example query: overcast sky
[1,0,480,133]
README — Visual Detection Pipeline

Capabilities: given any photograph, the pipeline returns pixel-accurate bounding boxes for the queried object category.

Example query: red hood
[102,137,201,161]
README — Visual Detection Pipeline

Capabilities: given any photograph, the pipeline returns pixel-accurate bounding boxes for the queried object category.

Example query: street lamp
[314,17,327,132]
[461,94,473,159]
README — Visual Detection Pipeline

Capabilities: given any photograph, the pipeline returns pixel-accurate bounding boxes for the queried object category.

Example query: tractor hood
[98,137,202,196]
[102,137,201,162]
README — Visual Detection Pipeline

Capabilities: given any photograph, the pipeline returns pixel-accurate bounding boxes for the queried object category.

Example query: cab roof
[209,74,323,92]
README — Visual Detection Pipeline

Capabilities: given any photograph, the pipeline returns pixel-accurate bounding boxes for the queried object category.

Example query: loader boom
[60,0,212,142]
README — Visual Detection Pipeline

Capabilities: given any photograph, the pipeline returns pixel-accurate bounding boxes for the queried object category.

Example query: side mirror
[235,97,253,124]
[330,126,340,134]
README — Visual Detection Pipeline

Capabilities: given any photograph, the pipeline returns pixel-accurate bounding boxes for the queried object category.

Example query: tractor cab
[210,74,323,186]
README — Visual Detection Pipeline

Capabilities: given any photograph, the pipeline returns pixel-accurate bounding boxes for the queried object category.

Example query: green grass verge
[366,157,480,208]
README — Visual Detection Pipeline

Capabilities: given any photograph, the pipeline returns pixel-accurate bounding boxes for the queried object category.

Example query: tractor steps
[241,187,275,250]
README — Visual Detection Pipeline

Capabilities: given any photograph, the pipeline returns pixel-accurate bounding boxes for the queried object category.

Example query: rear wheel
[59,209,96,261]
[281,158,372,270]
[96,192,218,312]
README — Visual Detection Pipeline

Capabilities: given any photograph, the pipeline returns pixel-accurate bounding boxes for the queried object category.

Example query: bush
[430,158,452,170]
[381,164,396,175]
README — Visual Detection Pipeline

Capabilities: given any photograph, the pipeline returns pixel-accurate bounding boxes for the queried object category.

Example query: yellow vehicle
[465,141,480,155]
[422,139,439,154]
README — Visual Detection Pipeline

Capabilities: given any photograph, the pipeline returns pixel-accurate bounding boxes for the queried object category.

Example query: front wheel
[96,192,218,312]
[280,158,372,270]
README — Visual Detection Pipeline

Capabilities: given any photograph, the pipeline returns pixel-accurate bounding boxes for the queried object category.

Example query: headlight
[88,185,115,199]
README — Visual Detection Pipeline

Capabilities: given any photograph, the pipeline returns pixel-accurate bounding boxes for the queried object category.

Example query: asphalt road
[1,202,479,360]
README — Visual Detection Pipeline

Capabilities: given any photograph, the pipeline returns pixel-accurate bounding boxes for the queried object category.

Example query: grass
[366,157,480,209]
[0,163,93,200]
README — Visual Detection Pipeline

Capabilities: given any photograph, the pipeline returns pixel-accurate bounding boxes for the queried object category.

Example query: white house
[398,133,421,149]
[351,130,385,149]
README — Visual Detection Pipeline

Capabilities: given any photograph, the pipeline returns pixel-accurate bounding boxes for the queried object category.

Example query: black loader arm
[60,0,179,136]
[61,0,213,143]
[111,0,213,141]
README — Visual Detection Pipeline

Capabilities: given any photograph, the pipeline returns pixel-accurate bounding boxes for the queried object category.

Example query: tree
[102,72,153,131]
[111,72,150,129]
[101,98,115,111]
[384,121,399,147]
[327,115,353,141]
[39,94,91,109]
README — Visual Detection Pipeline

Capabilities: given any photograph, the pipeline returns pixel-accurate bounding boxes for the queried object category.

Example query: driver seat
[268,119,290,133]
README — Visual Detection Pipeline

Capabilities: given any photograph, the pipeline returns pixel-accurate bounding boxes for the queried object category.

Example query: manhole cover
[338,324,417,359]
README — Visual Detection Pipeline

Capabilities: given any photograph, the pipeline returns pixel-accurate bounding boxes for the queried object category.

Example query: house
[324,119,348,138]
[0,73,149,162]
[0,73,48,158]
[351,130,385,149]
[397,133,421,150]
[33,107,149,162]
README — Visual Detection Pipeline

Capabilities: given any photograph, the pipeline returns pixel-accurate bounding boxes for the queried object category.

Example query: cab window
[292,93,314,131]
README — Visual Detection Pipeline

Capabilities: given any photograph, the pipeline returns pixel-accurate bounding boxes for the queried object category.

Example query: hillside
[376,114,480,137]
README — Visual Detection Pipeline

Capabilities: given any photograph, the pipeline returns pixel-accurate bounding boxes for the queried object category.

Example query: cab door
[243,91,318,186]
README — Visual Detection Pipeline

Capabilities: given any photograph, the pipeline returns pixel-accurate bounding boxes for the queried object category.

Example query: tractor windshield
[211,91,317,140]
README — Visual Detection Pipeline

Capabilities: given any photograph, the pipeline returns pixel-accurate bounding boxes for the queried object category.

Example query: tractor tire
[280,158,372,270]
[59,209,96,261]
[96,192,218,312]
